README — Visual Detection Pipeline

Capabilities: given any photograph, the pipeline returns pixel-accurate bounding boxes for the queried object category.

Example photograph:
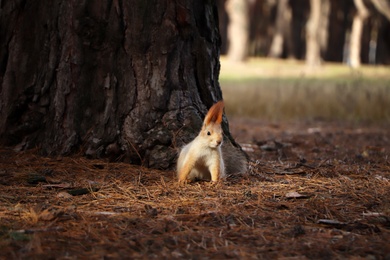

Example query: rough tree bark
[226,0,250,62]
[0,1,244,169]
[349,0,370,68]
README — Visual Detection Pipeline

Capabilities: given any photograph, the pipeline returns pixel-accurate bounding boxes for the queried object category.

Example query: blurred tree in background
[305,0,330,68]
[350,0,370,68]
[268,0,292,58]
[225,0,251,62]
[217,0,390,67]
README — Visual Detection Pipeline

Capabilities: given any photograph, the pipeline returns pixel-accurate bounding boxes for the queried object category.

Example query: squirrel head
[201,101,224,148]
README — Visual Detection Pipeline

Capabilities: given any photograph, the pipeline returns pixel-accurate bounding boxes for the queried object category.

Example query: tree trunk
[305,0,327,68]
[319,0,330,55]
[370,0,390,64]
[268,0,292,58]
[0,1,244,169]
[349,0,370,68]
[226,0,250,62]
[371,0,390,21]
[325,1,352,62]
[376,17,390,64]
[290,0,310,60]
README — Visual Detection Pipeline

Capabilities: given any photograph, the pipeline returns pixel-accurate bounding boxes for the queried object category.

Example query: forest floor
[1,118,389,259]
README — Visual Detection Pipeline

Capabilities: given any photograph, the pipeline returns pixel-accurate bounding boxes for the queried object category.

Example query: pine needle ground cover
[1,120,389,259]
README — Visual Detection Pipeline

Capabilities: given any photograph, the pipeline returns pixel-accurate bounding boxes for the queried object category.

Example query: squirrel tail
[222,141,248,175]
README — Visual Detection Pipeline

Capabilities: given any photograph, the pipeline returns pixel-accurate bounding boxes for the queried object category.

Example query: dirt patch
[1,119,389,259]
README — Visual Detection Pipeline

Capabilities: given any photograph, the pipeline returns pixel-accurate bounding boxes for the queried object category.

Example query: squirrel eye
[207,131,211,136]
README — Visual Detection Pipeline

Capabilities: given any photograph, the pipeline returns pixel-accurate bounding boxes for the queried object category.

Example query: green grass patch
[219,57,390,122]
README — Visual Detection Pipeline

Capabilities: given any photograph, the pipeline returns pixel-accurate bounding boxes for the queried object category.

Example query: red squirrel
[177,101,247,182]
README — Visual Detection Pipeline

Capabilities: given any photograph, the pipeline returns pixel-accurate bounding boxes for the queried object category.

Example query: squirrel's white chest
[178,140,225,180]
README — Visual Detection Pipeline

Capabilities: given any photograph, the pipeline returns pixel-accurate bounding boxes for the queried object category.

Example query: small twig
[15,226,65,234]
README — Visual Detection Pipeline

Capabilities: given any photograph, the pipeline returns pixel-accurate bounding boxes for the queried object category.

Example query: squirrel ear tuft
[204,100,224,125]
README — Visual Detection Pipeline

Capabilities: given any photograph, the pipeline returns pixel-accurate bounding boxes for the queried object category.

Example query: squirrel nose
[216,140,222,145]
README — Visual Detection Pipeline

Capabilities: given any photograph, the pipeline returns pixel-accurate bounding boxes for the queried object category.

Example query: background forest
[216,0,390,122]
[217,0,390,67]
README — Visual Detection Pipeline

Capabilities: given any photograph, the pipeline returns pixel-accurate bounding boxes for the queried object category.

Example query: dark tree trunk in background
[325,1,352,62]
[360,17,372,64]
[289,0,309,60]
[0,0,241,169]
[377,18,390,64]
[371,0,390,64]
[247,0,275,57]
[217,0,229,54]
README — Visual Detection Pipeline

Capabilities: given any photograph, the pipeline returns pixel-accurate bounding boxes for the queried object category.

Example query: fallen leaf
[285,191,310,199]
[363,212,385,217]
[317,219,345,225]
[56,192,73,198]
